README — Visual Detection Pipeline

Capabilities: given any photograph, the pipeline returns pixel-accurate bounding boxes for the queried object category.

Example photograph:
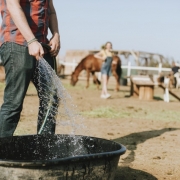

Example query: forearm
[6,0,35,42]
[49,13,60,37]
[49,0,60,38]
[94,54,104,60]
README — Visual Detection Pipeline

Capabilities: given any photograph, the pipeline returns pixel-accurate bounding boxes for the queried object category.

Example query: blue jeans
[0,42,56,137]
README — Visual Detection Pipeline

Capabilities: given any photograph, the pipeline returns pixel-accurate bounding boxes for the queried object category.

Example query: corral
[58,49,172,77]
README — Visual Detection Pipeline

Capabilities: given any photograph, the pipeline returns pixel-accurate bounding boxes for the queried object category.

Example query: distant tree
[148,56,159,67]
[162,57,172,68]
[148,56,172,68]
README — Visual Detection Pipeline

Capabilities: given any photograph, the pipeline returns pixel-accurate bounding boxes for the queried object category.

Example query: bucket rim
[0,134,126,167]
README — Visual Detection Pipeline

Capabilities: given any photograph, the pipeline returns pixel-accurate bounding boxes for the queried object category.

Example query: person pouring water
[0,0,60,137]
[94,42,113,99]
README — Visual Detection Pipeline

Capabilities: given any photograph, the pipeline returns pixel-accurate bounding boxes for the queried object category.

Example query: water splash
[32,57,89,157]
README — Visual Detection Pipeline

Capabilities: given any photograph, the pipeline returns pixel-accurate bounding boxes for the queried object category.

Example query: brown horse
[71,54,122,91]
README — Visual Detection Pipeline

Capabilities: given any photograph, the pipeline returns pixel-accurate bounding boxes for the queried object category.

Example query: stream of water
[32,57,95,157]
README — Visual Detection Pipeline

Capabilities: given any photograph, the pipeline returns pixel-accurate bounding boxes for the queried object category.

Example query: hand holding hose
[48,33,61,57]
[28,40,44,60]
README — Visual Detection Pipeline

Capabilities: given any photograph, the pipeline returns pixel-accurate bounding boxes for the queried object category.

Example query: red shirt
[0,0,50,46]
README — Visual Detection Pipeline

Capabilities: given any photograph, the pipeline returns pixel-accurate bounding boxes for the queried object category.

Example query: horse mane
[74,57,86,70]
[73,55,92,74]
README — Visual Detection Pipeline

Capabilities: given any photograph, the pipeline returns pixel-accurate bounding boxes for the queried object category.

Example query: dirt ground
[0,77,180,180]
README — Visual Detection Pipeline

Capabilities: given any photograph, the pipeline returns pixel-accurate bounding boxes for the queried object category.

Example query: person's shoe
[100,94,106,99]
[100,94,111,99]
[105,94,111,99]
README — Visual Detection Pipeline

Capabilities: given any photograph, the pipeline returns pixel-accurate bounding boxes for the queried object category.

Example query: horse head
[71,72,78,86]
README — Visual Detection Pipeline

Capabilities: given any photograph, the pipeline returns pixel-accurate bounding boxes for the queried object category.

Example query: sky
[52,0,180,61]
[0,0,180,61]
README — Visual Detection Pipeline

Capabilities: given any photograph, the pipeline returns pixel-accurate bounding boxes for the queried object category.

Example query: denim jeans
[0,42,56,137]
[101,57,112,76]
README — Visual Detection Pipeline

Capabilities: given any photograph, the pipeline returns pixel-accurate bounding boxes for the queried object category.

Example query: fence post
[158,62,162,74]
[127,60,131,84]
[127,60,131,77]
[72,59,76,71]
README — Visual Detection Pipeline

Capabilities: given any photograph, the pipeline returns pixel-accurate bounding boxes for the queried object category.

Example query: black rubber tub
[0,134,126,180]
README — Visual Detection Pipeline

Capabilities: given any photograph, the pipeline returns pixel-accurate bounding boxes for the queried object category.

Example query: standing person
[94,42,113,99]
[171,61,180,88]
[171,61,179,75]
[0,0,60,137]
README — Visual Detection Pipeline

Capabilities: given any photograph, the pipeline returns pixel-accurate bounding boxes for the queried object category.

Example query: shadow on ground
[113,128,179,180]
[153,96,164,101]
[115,166,158,180]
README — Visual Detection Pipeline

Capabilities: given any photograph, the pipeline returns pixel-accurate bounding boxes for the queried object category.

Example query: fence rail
[59,60,172,77]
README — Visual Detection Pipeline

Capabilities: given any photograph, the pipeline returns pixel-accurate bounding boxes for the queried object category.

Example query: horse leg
[86,70,90,88]
[112,70,120,91]
[92,72,100,90]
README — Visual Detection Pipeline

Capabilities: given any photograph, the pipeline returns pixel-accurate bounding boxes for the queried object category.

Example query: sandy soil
[0,77,180,180]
